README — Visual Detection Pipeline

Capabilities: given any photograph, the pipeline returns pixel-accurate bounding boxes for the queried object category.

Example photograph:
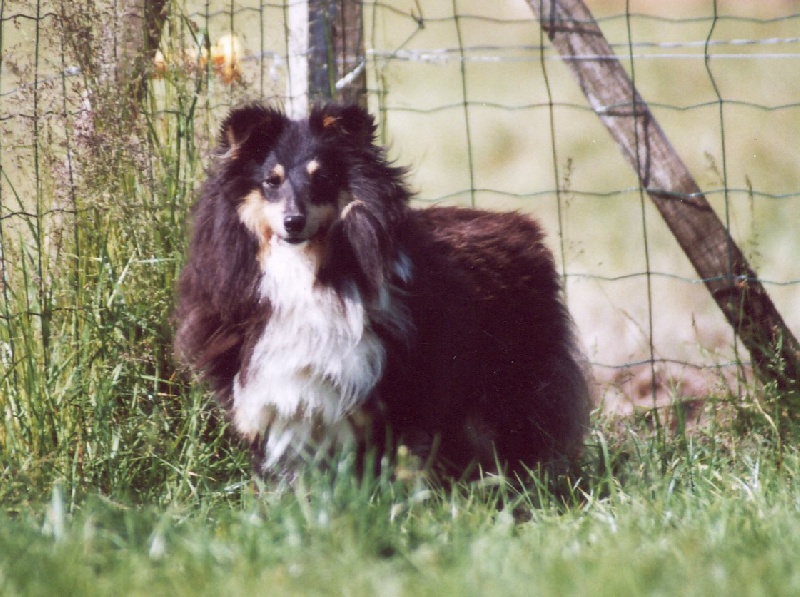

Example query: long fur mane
[175,104,410,408]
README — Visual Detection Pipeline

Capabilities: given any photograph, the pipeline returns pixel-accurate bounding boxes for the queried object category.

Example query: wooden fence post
[308,0,367,107]
[526,0,799,394]
[118,0,168,104]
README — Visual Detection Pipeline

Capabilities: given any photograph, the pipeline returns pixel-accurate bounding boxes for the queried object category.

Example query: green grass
[2,1,800,594]
[3,426,800,596]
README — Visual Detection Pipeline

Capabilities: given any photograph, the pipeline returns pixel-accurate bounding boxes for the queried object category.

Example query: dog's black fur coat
[175,103,590,481]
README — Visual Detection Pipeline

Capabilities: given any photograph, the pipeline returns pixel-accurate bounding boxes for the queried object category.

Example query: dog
[175,103,590,483]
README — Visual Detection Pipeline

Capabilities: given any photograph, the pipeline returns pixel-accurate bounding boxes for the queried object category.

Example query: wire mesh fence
[1,0,799,418]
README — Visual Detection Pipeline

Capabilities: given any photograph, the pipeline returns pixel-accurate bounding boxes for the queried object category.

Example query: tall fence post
[118,0,168,105]
[526,0,799,395]
[287,0,310,118]
[287,0,367,117]
[308,0,367,107]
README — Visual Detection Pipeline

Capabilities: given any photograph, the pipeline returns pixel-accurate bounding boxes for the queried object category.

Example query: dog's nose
[283,214,306,235]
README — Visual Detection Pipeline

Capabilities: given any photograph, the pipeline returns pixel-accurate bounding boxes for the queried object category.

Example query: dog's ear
[317,199,389,300]
[218,104,285,159]
[309,104,376,146]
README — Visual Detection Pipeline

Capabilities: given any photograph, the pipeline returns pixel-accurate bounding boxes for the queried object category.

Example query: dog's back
[372,206,589,478]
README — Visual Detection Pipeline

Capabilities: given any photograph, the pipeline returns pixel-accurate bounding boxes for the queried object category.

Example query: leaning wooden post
[526,0,799,393]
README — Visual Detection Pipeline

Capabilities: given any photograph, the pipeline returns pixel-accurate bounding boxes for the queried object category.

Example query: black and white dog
[175,103,589,482]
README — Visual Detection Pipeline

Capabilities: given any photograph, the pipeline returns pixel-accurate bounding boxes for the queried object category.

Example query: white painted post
[286,0,309,118]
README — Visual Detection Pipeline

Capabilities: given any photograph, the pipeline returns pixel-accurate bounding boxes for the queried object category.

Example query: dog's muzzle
[282,214,307,243]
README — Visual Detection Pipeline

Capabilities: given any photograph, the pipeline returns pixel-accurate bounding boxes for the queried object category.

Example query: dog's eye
[264,164,285,189]
[264,173,282,188]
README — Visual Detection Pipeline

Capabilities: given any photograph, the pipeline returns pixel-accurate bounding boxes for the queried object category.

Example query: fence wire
[1,0,799,412]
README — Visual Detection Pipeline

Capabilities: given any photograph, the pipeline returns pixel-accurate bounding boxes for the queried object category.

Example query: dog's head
[205,103,410,297]
[216,104,377,247]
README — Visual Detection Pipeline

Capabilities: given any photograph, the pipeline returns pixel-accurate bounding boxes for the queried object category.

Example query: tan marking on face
[269,163,285,184]
[237,190,267,238]
[301,203,338,266]
[306,159,320,176]
[304,202,337,237]
[322,115,338,129]
[237,189,280,266]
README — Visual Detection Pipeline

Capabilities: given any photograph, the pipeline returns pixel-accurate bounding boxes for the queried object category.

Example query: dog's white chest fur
[232,239,385,469]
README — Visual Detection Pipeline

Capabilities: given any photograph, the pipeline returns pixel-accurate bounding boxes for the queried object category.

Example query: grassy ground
[3,421,800,596]
[2,1,800,594]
